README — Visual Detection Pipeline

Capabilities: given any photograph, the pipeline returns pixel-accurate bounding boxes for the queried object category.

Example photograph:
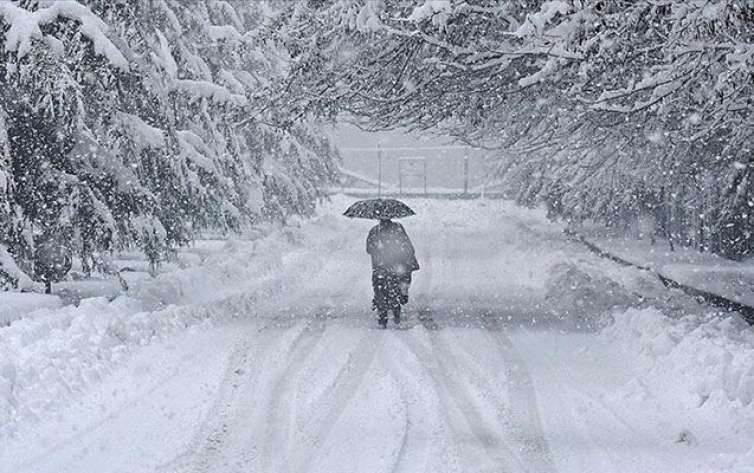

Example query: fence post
[377,142,382,198]
[398,160,402,196]
[424,159,428,196]
[463,154,469,196]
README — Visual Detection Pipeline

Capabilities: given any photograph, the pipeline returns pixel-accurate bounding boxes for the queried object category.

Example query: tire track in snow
[379,353,418,473]
[477,316,558,473]
[395,326,526,473]
[154,318,265,473]
[397,307,557,473]
[171,333,257,473]
[259,316,330,473]
[379,333,461,473]
[158,315,319,473]
[14,328,237,473]
[290,330,382,473]
[412,199,436,327]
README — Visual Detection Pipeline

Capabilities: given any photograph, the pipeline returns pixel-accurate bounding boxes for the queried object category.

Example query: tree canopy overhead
[2,0,754,287]
[277,0,754,258]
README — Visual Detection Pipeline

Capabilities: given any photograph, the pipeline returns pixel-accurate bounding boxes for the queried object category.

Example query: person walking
[367,218,419,328]
[343,198,419,328]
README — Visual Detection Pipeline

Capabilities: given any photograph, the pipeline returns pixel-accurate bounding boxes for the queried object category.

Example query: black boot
[393,306,401,325]
[378,311,388,329]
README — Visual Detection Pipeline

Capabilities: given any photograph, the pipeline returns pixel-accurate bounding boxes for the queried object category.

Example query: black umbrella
[343,198,415,220]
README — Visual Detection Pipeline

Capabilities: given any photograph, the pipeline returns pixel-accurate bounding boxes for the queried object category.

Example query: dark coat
[366,220,419,275]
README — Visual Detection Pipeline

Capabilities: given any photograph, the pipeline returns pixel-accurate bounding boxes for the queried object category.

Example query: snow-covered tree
[278,0,754,257]
[0,0,338,286]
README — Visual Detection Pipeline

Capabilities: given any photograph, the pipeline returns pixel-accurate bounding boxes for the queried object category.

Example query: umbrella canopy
[343,198,415,220]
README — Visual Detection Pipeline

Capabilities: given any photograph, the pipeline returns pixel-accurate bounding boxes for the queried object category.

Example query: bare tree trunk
[698,216,704,252]
[82,238,92,278]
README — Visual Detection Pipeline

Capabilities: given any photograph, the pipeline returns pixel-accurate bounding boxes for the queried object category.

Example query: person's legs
[373,270,389,328]
[382,273,401,324]
[378,310,388,328]
[399,272,412,304]
[373,271,405,328]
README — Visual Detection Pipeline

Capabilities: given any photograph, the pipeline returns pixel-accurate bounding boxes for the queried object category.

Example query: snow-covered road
[3,197,753,473]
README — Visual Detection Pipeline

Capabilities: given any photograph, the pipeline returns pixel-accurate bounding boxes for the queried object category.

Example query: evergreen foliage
[0,0,339,285]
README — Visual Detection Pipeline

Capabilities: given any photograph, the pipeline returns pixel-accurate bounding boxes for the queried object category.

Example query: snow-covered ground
[2,196,753,473]
[584,235,754,308]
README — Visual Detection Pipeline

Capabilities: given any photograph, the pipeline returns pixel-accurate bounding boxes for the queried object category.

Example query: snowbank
[600,307,754,470]
[125,233,293,308]
[545,262,641,329]
[0,296,217,439]
[604,307,754,408]
[0,293,61,326]
[0,209,344,440]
